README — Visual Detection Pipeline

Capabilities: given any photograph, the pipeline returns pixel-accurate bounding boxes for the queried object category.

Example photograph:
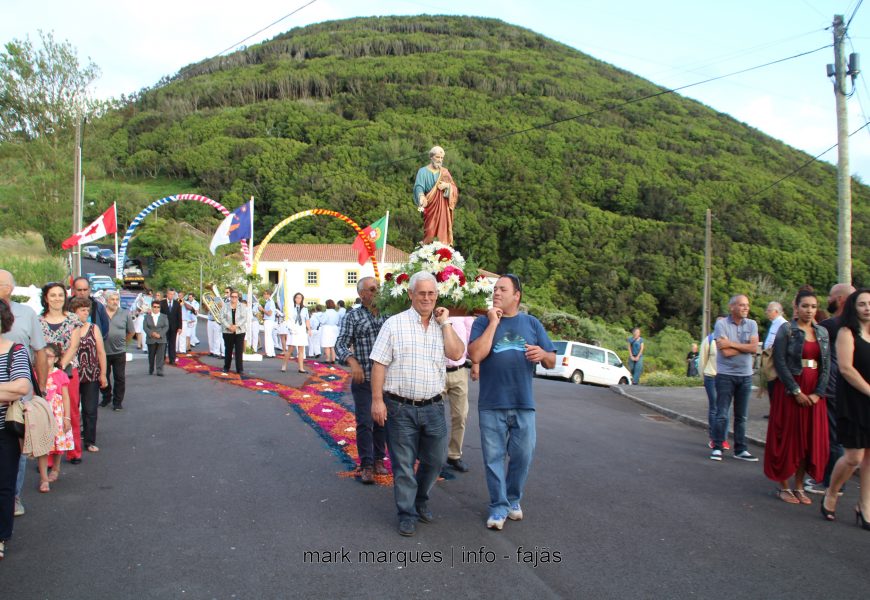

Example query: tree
[0,30,102,244]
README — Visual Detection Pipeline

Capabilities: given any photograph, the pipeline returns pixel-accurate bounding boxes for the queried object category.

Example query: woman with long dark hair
[821,289,870,527]
[282,293,310,374]
[765,289,831,505]
[0,299,33,560]
[38,283,84,464]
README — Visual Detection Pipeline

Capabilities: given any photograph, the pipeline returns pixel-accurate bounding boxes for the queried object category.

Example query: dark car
[97,249,115,265]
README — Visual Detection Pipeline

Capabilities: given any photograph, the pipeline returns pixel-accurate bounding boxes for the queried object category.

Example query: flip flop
[794,489,812,505]
[39,480,50,493]
[86,445,100,453]
[777,489,799,504]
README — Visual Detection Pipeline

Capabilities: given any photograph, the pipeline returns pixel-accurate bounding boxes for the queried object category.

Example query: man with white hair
[99,290,135,410]
[413,145,460,246]
[370,271,464,537]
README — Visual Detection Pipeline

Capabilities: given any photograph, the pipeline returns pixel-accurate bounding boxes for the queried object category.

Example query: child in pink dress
[40,343,74,492]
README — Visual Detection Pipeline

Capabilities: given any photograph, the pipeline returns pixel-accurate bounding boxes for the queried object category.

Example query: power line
[377,43,833,168]
[746,120,870,201]
[846,0,865,30]
[213,0,320,58]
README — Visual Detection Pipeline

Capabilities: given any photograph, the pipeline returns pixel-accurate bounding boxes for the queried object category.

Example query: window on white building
[346,270,359,286]
[305,270,319,286]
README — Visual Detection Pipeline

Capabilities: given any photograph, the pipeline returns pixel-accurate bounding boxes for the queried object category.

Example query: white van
[536,340,632,386]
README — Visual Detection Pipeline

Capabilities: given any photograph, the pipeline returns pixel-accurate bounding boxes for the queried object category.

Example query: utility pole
[71,118,83,279]
[831,14,854,285]
[702,209,712,340]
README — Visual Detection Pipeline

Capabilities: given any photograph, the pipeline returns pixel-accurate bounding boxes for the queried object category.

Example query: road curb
[609,385,766,449]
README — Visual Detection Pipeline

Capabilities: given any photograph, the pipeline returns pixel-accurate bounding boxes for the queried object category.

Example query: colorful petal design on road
[174,353,394,485]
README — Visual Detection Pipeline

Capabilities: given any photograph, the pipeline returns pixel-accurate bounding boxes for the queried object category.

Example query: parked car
[122,259,145,289]
[88,275,117,293]
[97,249,115,265]
[82,245,100,260]
[536,340,632,386]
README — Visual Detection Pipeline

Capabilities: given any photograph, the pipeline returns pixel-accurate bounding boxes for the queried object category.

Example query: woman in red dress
[764,289,831,505]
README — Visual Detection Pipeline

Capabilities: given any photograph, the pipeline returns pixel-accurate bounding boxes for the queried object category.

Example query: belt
[801,359,818,369]
[385,392,443,406]
[446,365,464,372]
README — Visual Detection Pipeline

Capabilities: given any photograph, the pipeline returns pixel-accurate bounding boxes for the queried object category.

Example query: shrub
[641,372,703,387]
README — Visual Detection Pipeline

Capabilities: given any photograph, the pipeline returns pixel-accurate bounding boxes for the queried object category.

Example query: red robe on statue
[422,168,459,246]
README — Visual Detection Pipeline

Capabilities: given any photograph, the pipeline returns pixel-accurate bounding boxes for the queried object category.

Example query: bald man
[806,283,857,495]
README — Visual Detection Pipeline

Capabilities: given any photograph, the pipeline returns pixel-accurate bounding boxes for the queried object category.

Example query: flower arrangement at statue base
[377,241,493,316]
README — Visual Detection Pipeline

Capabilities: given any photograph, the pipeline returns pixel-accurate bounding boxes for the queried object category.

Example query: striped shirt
[0,344,32,430]
[369,308,447,400]
[335,305,387,382]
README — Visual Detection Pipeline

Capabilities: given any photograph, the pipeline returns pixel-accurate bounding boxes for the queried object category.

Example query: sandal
[39,480,50,493]
[794,489,812,505]
[48,470,60,483]
[0,539,5,560]
[86,445,100,453]
[821,493,837,521]
[777,489,799,504]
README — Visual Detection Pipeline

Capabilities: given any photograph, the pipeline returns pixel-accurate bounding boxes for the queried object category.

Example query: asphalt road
[4,357,870,599]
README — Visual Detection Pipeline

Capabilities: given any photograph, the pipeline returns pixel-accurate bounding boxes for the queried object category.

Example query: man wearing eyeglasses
[336,277,389,485]
[468,274,556,531]
[71,277,110,337]
[143,301,169,376]
[370,272,465,536]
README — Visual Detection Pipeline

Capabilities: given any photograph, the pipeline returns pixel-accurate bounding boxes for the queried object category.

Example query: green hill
[3,15,868,332]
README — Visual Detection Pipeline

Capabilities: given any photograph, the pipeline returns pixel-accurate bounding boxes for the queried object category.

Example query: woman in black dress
[821,289,870,528]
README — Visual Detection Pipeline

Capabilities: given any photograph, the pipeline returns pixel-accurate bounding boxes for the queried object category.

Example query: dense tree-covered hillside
[3,16,868,332]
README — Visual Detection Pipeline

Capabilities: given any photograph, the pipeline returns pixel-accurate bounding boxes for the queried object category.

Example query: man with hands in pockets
[370,272,464,537]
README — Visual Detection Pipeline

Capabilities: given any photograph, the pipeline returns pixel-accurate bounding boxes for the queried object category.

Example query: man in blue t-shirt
[469,274,555,531]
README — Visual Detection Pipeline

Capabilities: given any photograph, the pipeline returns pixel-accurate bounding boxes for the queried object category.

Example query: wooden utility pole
[702,209,712,340]
[71,118,83,279]
[832,14,853,284]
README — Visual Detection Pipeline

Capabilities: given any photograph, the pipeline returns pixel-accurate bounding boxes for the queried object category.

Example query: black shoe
[416,504,434,524]
[398,518,416,537]
[157,372,164,377]
[70,458,82,465]
[113,406,123,412]
[447,458,470,472]
[149,370,154,375]
[99,401,110,408]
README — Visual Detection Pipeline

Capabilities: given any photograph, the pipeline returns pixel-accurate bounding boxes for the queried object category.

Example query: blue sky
[4,0,870,179]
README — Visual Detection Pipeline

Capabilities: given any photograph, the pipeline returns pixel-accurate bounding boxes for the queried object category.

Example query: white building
[252,243,409,307]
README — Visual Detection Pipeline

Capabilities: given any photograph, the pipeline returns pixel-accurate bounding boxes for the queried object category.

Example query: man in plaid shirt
[336,277,389,484]
[370,272,465,537]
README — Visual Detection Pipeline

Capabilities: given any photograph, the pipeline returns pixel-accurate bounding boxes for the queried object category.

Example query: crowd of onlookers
[701,284,870,529]
[0,270,140,560]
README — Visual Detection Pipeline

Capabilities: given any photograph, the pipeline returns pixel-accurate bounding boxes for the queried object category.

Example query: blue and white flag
[209,199,253,255]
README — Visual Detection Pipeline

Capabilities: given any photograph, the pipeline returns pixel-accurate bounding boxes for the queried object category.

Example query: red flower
[438,265,466,286]
[435,248,453,262]
[475,274,486,282]
[384,272,394,282]
[396,273,409,285]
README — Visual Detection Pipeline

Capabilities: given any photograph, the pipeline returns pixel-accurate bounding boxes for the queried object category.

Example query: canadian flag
[62,204,118,250]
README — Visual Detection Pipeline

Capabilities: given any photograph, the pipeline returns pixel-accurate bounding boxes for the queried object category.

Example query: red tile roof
[254,243,409,263]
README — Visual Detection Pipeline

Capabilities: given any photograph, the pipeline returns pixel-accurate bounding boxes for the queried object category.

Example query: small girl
[41,343,74,491]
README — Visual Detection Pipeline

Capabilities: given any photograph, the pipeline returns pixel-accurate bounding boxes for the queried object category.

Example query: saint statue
[413,145,459,246]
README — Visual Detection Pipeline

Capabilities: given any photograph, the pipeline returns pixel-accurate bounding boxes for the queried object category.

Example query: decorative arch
[252,209,379,280]
[115,193,250,278]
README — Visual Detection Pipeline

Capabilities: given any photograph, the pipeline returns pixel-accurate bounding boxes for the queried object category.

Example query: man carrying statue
[414,145,459,246]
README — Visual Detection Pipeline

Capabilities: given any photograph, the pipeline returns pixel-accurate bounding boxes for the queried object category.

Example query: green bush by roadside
[640,372,704,387]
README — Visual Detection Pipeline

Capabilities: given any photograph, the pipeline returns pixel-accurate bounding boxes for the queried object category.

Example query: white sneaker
[508,503,523,521]
[486,514,506,530]
[710,449,723,461]
[14,496,25,517]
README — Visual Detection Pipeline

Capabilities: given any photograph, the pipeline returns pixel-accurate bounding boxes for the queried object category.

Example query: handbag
[5,398,25,438]
[5,344,27,437]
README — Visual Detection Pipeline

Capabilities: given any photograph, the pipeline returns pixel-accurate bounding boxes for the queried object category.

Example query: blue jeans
[15,453,25,499]
[385,396,448,520]
[479,409,536,518]
[703,375,717,435]
[629,357,644,385]
[712,374,752,453]
[351,381,386,467]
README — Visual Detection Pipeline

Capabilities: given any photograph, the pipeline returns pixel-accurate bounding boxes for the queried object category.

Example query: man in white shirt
[370,272,464,537]
[261,290,277,358]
